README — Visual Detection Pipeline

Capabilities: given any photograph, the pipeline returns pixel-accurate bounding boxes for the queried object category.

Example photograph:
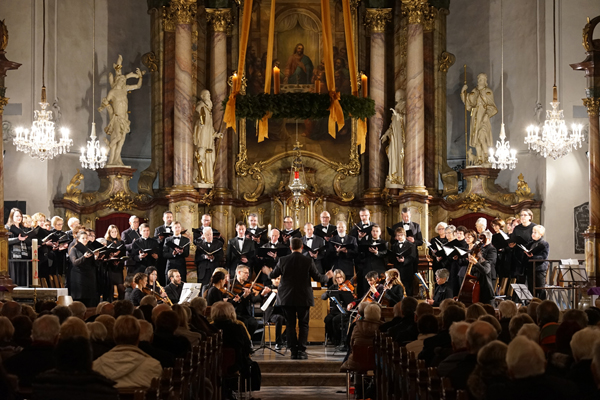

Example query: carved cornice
[401,0,437,30]
[364,8,392,33]
[439,51,455,73]
[163,0,197,32]
[0,96,8,115]
[206,8,233,33]
[583,97,600,117]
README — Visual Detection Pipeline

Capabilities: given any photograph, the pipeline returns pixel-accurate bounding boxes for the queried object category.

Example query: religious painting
[242,7,354,166]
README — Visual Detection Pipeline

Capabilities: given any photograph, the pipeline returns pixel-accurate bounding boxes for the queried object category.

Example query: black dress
[68,243,98,306]
[7,224,30,286]
[206,286,226,306]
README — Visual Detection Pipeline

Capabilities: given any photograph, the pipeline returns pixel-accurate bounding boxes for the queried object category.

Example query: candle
[232,73,239,92]
[361,74,368,98]
[268,224,272,236]
[32,239,39,287]
[294,171,299,180]
[273,66,280,94]
[315,78,320,94]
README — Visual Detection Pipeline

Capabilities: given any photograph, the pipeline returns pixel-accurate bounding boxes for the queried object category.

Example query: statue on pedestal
[98,55,144,167]
[381,89,406,186]
[461,73,498,166]
[193,90,222,185]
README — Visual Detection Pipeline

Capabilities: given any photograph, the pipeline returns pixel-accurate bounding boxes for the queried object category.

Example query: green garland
[222,92,375,121]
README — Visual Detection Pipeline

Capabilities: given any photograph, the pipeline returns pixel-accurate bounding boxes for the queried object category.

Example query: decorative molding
[64,169,84,203]
[0,96,8,115]
[349,0,361,13]
[583,97,600,117]
[206,9,233,33]
[439,51,455,73]
[364,8,392,33]
[108,192,134,211]
[172,0,197,25]
[142,52,159,73]
[401,0,437,30]
[515,173,535,200]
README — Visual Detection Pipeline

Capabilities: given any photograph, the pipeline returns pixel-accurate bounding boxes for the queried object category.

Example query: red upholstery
[95,213,147,237]
[448,213,495,231]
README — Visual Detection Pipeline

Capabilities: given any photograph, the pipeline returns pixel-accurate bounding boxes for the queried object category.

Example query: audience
[406,314,439,355]
[68,301,87,320]
[388,297,419,344]
[341,303,382,371]
[138,319,174,368]
[419,305,466,366]
[0,316,21,361]
[497,300,518,343]
[11,316,32,348]
[172,304,203,346]
[50,305,72,324]
[568,327,600,398]
[467,340,509,400]
[508,313,534,340]
[536,300,560,353]
[153,310,191,359]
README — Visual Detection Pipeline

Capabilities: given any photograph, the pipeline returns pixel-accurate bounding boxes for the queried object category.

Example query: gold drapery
[320,0,344,138]
[258,0,276,142]
[223,0,253,132]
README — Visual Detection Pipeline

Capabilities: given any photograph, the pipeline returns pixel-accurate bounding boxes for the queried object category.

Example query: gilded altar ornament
[401,0,437,29]
[65,169,84,202]
[0,97,8,115]
[583,97,600,117]
[0,19,8,51]
[459,193,489,213]
[108,191,134,211]
[141,52,158,73]
[515,173,535,200]
[439,51,456,73]
[206,9,234,33]
[364,8,392,33]
[583,17,592,52]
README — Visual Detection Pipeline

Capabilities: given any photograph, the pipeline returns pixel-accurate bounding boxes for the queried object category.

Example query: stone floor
[257,386,348,399]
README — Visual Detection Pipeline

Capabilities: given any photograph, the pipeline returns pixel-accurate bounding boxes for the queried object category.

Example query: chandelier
[80,0,107,170]
[288,141,307,198]
[488,0,517,170]
[524,0,583,160]
[14,0,71,161]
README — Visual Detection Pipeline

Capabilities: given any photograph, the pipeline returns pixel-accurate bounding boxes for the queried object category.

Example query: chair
[416,360,429,400]
[441,376,456,400]
[221,347,243,400]
[406,351,418,400]
[427,367,442,400]
[341,343,376,400]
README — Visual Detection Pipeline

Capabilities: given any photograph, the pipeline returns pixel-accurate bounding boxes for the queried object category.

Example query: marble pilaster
[424,28,435,191]
[162,27,175,189]
[207,9,233,197]
[365,8,391,197]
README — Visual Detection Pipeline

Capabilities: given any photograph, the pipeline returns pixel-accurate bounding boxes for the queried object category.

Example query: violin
[142,287,164,303]
[219,287,237,299]
[232,271,265,295]
[339,280,355,293]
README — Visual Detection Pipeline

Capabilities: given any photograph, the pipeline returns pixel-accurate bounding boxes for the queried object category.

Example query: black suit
[246,225,268,248]
[326,234,358,278]
[4,342,56,387]
[132,237,160,273]
[278,228,302,246]
[389,240,417,295]
[163,236,190,282]
[349,221,377,242]
[226,236,255,276]
[154,225,172,285]
[121,227,140,272]
[269,251,330,354]
[391,221,424,247]
[255,242,290,285]
[164,282,183,305]
[194,239,223,291]
[301,235,326,273]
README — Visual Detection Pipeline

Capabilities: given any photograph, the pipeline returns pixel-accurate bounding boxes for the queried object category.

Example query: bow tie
[237,237,244,241]
[306,237,313,240]
[398,241,405,245]
[174,236,181,239]
[206,242,212,245]
[403,222,410,226]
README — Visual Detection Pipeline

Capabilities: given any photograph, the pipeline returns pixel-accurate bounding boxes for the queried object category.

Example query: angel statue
[98,55,145,166]
[193,90,223,185]
[381,89,406,186]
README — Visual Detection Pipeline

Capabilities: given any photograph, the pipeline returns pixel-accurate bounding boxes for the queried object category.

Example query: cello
[457,243,482,305]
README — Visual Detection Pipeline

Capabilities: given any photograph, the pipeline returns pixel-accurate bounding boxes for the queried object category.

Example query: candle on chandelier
[232,73,239,92]
[361,74,368,98]
[273,67,280,94]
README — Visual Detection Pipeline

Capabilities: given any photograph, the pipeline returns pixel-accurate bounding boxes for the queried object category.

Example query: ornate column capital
[206,8,233,33]
[439,51,455,73]
[401,0,437,30]
[350,0,361,13]
[584,97,600,117]
[364,8,392,33]
[0,96,8,115]
[163,0,197,32]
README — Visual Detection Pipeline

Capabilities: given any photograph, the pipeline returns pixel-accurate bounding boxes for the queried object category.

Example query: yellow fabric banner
[223,0,254,132]
[321,0,344,138]
[258,0,276,142]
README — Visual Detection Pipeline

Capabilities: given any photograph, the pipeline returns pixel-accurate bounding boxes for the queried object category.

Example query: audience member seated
[437,321,470,377]
[497,300,518,343]
[467,340,509,400]
[585,307,600,326]
[20,304,37,322]
[95,315,116,346]
[11,315,32,348]
[517,323,540,342]
[4,315,59,388]
[546,320,581,376]
[33,337,119,400]
[591,340,600,399]
[0,316,21,362]
[138,319,175,368]
[87,321,112,360]
[341,303,382,371]
[140,295,158,308]
[50,305,72,324]
[153,310,191,359]
[478,315,502,336]
[508,314,534,341]
[113,300,135,319]
[419,305,466,367]
[439,320,498,391]
[0,302,21,320]
[86,302,115,323]
[567,327,600,399]
[379,302,403,333]
[537,300,560,353]
[562,309,588,329]
[172,304,203,346]
[486,336,577,400]
[406,314,439,355]
[93,315,162,388]
[68,301,87,320]
[388,297,419,344]
[466,304,487,321]
[189,297,215,335]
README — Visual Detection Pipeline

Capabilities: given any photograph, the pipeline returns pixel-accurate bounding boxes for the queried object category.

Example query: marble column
[365,8,392,197]
[206,9,233,197]
[171,0,196,189]
[0,21,21,299]
[162,14,176,189]
[402,0,434,195]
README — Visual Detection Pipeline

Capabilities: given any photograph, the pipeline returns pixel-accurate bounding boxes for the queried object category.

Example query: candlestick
[361,74,368,98]
[315,78,321,94]
[273,66,280,94]
[32,239,39,287]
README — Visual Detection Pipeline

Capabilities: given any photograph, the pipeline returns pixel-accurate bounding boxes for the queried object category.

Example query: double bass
[457,243,482,305]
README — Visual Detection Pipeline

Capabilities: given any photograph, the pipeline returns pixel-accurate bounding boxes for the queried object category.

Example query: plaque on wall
[574,202,589,254]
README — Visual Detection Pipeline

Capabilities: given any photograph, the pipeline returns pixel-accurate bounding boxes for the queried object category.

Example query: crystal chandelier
[524,0,583,160]
[488,0,517,170]
[80,0,107,170]
[14,0,71,161]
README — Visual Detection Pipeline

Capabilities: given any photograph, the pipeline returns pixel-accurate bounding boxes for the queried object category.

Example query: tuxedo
[301,235,326,273]
[154,224,172,241]
[163,236,190,282]
[314,224,337,238]
[226,236,255,276]
[132,237,160,273]
[246,225,268,248]
[391,220,424,247]
[326,234,358,279]
[153,224,172,285]
[194,239,224,290]
[278,228,302,246]
[389,240,417,296]
[256,242,290,285]
[350,221,376,241]
[121,227,141,271]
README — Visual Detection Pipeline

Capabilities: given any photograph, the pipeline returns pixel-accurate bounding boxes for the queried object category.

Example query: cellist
[465,231,496,305]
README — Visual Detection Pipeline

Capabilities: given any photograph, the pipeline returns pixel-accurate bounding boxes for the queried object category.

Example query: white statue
[461,73,498,166]
[98,55,144,166]
[193,90,223,184]
[381,89,406,185]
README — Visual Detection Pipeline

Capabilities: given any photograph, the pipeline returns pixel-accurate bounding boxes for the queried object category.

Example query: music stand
[511,283,533,305]
[256,291,285,355]
[329,291,354,355]
[559,261,588,309]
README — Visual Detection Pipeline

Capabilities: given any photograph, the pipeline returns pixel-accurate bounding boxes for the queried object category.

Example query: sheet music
[261,292,277,311]
[179,283,202,304]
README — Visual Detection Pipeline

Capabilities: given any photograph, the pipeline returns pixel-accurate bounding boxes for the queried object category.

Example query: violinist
[381,268,405,307]
[389,227,417,295]
[357,224,388,298]
[145,266,169,304]
[231,265,271,337]
[426,268,453,307]
[322,269,357,348]
[130,272,148,307]
[346,271,385,311]
[206,271,237,306]
[465,231,496,305]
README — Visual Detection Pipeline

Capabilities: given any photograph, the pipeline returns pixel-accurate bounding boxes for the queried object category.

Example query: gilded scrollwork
[0,19,8,51]
[0,96,8,115]
[439,51,455,73]
[515,173,535,200]
[65,169,84,203]
[333,172,355,202]
[364,8,392,33]
[206,8,233,33]
[108,191,134,211]
[142,52,158,73]
[401,0,437,30]
[583,97,600,117]
[458,193,488,213]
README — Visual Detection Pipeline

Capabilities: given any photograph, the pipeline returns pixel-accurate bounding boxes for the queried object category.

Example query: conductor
[263,237,334,359]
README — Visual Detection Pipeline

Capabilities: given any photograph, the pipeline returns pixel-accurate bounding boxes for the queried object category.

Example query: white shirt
[174,236,181,246]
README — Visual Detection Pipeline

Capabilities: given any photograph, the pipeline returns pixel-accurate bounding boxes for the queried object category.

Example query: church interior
[0,0,600,399]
